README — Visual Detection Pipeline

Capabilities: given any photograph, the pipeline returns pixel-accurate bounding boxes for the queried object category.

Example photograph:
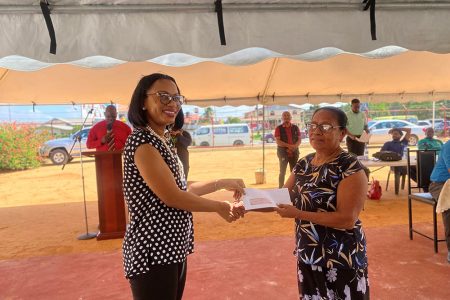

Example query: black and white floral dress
[122,128,194,279]
[292,152,369,299]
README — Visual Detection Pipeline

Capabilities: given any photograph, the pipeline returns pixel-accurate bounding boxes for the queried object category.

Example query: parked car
[427,119,445,127]
[193,123,251,146]
[263,132,276,143]
[263,129,307,143]
[39,127,91,165]
[417,120,432,127]
[367,120,426,146]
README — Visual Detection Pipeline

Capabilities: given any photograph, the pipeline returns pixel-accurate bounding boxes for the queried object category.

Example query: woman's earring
[142,107,146,110]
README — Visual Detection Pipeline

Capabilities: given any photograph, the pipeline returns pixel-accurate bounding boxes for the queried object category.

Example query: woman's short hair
[312,106,348,129]
[128,73,180,128]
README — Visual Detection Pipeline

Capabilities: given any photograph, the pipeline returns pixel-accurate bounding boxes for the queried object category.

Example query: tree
[203,107,214,119]
[226,117,241,124]
[198,107,215,124]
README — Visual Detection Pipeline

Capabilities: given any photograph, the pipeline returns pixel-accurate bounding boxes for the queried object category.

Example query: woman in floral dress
[276,107,369,299]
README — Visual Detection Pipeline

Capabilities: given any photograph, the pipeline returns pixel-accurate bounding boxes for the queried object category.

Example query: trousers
[129,261,187,300]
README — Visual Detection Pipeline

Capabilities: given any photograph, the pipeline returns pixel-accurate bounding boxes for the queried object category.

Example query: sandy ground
[0,144,434,260]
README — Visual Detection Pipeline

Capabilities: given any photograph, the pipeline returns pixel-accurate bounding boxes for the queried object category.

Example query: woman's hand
[274,204,301,219]
[232,201,245,219]
[217,201,244,222]
[217,179,246,201]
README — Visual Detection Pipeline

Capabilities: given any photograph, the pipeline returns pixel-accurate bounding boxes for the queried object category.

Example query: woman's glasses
[306,123,343,133]
[147,92,185,106]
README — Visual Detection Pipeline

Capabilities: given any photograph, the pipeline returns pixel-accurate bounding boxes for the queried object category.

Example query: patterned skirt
[297,261,369,300]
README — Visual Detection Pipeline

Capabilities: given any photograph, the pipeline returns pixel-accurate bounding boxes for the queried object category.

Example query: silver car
[39,127,91,165]
[368,120,426,146]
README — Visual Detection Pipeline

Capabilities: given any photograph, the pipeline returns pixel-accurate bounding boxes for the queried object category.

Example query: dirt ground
[0,144,434,260]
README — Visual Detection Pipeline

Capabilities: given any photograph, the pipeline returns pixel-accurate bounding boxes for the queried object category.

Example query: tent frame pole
[260,58,279,177]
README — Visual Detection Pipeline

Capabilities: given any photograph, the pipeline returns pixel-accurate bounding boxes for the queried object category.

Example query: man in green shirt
[418,127,443,153]
[346,98,369,156]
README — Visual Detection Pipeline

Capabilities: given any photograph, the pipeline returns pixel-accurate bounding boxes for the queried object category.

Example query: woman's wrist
[216,201,228,212]
[214,179,222,191]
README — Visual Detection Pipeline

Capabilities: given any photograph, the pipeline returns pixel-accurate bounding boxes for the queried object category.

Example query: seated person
[380,128,411,192]
[418,127,443,154]
[408,128,443,190]
[380,127,411,157]
[429,140,450,263]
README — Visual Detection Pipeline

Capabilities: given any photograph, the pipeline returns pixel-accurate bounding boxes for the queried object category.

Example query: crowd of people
[86,73,449,300]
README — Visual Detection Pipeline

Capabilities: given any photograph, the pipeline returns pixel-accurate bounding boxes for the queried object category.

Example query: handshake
[212,178,246,223]
[219,201,245,223]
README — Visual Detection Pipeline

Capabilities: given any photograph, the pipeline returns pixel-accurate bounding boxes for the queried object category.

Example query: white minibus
[193,123,251,146]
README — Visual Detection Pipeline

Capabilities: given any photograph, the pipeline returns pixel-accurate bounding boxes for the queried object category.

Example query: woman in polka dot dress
[123,73,246,300]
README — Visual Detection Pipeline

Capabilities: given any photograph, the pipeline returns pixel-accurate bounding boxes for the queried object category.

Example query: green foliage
[226,117,242,124]
[253,133,262,141]
[70,125,83,134]
[203,107,214,119]
[303,104,321,123]
[198,107,215,124]
[0,123,51,170]
[368,100,450,121]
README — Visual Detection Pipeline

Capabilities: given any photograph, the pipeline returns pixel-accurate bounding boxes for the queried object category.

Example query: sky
[0,105,81,123]
[0,104,256,123]
[0,103,341,123]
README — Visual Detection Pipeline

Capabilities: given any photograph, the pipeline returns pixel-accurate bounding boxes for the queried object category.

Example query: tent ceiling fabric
[0,47,409,71]
[2,1,450,107]
[2,51,450,106]
[2,1,450,64]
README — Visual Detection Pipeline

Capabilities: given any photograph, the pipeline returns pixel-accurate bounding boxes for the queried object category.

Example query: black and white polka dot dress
[122,127,194,279]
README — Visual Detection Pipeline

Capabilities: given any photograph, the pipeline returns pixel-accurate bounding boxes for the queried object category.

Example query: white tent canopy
[2,1,450,107]
[2,0,450,63]
[1,50,450,106]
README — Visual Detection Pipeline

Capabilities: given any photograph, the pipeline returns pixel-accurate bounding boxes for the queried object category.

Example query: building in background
[36,118,74,137]
[243,105,305,131]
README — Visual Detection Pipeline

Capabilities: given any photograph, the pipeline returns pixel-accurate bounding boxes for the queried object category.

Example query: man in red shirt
[275,111,302,188]
[86,105,132,151]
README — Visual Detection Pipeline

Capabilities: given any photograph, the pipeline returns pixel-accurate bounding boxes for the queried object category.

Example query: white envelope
[242,188,291,210]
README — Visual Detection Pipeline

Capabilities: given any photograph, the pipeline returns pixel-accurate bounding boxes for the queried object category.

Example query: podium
[82,150,126,240]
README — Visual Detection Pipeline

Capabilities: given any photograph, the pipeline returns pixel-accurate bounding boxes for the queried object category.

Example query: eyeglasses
[147,92,185,106]
[306,123,344,133]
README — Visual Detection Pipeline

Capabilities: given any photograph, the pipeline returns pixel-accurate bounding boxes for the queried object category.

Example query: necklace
[145,125,186,182]
[312,147,343,166]
[145,124,169,146]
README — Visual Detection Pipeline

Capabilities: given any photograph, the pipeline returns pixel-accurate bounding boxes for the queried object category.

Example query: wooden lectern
[82,150,126,240]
